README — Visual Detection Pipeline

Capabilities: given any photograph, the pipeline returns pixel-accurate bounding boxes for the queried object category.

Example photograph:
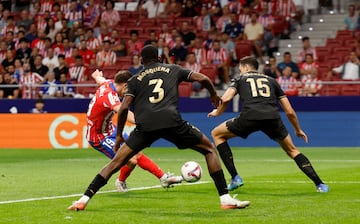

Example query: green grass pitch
[0,147,359,224]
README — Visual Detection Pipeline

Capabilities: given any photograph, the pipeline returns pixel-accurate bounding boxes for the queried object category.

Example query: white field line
[1,180,359,205]
[0,181,210,205]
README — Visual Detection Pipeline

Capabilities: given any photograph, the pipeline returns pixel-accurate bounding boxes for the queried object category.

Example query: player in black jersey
[68,45,250,211]
[209,56,329,193]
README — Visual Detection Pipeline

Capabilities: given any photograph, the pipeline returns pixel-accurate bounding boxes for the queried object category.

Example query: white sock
[220,194,231,202]
[159,173,167,181]
[79,195,90,204]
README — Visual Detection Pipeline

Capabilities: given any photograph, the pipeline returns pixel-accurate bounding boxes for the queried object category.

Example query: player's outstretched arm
[189,72,221,107]
[114,95,133,151]
[92,69,106,85]
[208,87,236,117]
[278,97,308,143]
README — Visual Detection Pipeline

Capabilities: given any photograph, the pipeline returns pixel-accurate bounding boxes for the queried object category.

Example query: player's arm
[278,96,308,143]
[91,69,106,85]
[114,95,134,152]
[189,71,221,108]
[113,105,135,124]
[208,87,236,117]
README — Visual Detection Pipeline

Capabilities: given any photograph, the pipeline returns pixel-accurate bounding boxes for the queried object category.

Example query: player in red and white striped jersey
[85,69,182,193]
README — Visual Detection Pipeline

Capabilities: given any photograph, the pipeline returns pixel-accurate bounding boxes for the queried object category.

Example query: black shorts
[125,121,203,152]
[226,117,288,141]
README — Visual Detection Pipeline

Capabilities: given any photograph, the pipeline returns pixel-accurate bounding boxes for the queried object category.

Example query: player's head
[114,70,132,97]
[141,45,158,65]
[239,56,259,73]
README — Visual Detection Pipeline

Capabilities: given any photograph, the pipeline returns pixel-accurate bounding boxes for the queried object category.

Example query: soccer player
[85,69,182,192]
[208,56,329,193]
[68,45,250,211]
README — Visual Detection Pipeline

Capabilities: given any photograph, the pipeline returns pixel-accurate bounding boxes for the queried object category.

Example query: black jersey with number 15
[229,71,286,120]
[125,62,192,131]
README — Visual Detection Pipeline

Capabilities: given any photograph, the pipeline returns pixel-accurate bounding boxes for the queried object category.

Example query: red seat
[344,39,356,46]
[116,56,133,64]
[235,40,253,59]
[102,66,120,79]
[340,85,360,96]
[174,17,194,26]
[316,47,332,62]
[200,65,218,84]
[156,17,174,27]
[320,85,340,96]
[126,26,144,34]
[336,30,354,41]
[326,38,343,48]
[144,26,162,35]
[138,18,156,27]
[76,80,97,97]
[178,82,192,97]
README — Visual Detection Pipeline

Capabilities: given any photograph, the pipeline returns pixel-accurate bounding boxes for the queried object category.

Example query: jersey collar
[110,82,116,92]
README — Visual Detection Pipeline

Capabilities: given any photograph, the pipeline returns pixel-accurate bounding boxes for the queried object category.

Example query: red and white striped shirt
[20,72,44,99]
[1,25,19,37]
[191,48,208,65]
[256,0,277,14]
[258,14,275,29]
[87,37,101,50]
[37,19,47,32]
[96,50,117,67]
[86,80,120,144]
[60,3,71,13]
[207,48,228,65]
[68,65,87,82]
[301,76,322,96]
[276,0,297,18]
[184,62,202,73]
[65,11,83,24]
[100,10,120,27]
[238,13,251,26]
[31,39,46,56]
[276,75,298,96]
[40,0,54,13]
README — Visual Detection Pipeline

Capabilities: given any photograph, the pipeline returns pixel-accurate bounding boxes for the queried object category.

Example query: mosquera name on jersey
[126,62,191,132]
[230,71,286,120]
[86,80,120,144]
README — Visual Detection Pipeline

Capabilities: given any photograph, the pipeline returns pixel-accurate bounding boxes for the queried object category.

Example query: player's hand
[295,130,308,143]
[207,109,218,117]
[210,95,222,108]
[114,135,125,153]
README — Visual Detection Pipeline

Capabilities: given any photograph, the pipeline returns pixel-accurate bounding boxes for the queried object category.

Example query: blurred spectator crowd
[0,0,359,99]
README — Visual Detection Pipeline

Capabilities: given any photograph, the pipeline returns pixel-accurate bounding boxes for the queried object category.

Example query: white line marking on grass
[1,180,359,205]
[0,181,210,205]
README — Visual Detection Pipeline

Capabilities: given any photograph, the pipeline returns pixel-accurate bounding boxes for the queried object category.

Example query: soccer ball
[181,161,202,183]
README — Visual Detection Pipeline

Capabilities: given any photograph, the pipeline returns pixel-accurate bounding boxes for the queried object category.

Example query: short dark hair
[239,56,259,70]
[114,70,132,83]
[302,36,309,42]
[141,45,158,64]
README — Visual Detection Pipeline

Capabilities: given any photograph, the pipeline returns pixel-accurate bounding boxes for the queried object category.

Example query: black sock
[294,153,323,186]
[217,142,238,179]
[84,174,108,198]
[210,169,228,196]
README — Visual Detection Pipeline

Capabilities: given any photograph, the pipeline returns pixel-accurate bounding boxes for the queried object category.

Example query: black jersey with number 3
[229,71,286,120]
[125,62,192,131]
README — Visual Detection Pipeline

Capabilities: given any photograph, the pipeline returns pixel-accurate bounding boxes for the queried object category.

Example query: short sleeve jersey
[230,71,286,120]
[125,62,192,131]
[86,80,120,143]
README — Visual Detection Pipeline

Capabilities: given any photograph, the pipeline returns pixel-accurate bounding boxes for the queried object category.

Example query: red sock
[137,154,165,179]
[118,165,134,182]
